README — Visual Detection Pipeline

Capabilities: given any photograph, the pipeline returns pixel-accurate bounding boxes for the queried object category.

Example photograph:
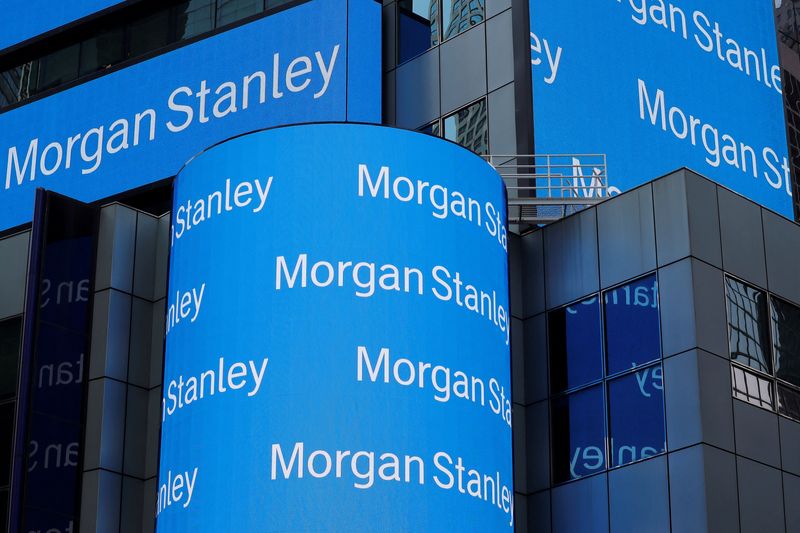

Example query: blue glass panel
[608,365,665,467]
[549,297,603,392]
[551,385,605,483]
[604,274,660,375]
[399,4,437,64]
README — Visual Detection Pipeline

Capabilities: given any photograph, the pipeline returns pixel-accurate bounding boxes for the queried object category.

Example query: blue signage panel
[0,0,125,52]
[158,124,513,531]
[0,0,380,231]
[530,0,792,216]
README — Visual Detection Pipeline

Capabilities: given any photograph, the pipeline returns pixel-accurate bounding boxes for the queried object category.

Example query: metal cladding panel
[530,0,792,217]
[157,124,514,531]
[0,0,381,231]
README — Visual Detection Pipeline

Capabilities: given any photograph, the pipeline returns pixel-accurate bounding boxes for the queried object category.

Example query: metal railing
[483,154,611,225]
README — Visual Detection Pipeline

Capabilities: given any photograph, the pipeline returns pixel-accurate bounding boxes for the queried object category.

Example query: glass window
[0,489,7,530]
[778,384,800,421]
[128,10,173,57]
[443,99,488,155]
[732,365,774,409]
[551,385,605,483]
[79,27,125,77]
[0,63,38,106]
[726,277,771,374]
[37,44,80,92]
[0,402,14,486]
[441,0,484,40]
[607,365,665,467]
[216,0,264,26]
[417,121,440,137]
[0,318,22,401]
[174,0,216,40]
[771,297,800,388]
[604,275,660,375]
[398,0,439,63]
[549,297,603,393]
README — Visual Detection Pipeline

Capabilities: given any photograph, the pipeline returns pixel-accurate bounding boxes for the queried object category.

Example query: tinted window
[604,275,660,375]
[0,402,14,486]
[398,0,438,63]
[37,44,80,92]
[79,27,125,77]
[549,297,603,392]
[0,318,22,401]
[732,365,774,409]
[778,384,800,420]
[726,278,771,374]
[607,365,665,467]
[771,297,800,388]
[128,10,172,57]
[174,0,216,40]
[443,99,489,155]
[217,0,264,26]
[551,385,605,483]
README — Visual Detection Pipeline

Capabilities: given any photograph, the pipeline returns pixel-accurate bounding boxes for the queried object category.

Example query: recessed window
[726,278,771,374]
[551,385,605,483]
[216,0,264,26]
[0,318,22,401]
[771,297,800,388]
[128,10,173,57]
[443,99,488,155]
[607,365,665,467]
[37,44,80,92]
[79,27,125,77]
[549,296,603,393]
[603,275,660,375]
[174,0,217,40]
[0,402,14,487]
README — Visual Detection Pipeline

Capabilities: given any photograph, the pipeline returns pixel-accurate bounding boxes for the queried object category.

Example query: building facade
[0,0,798,531]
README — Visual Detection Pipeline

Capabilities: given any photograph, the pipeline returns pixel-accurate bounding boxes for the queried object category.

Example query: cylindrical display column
[157,124,513,531]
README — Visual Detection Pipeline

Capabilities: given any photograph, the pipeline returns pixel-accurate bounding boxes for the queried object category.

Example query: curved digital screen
[157,124,514,531]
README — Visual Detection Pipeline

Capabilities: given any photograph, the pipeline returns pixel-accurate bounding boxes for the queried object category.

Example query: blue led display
[157,124,514,531]
[530,0,792,216]
[0,0,380,232]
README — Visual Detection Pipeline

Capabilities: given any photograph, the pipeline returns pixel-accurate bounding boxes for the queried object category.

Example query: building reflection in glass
[725,278,771,374]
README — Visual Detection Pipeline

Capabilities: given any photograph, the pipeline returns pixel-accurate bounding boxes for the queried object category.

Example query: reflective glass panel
[604,275,660,375]
[0,63,38,107]
[549,296,603,392]
[778,384,800,421]
[174,0,216,40]
[37,44,80,92]
[771,297,800,387]
[443,99,488,155]
[79,27,124,77]
[128,10,172,57]
[417,121,440,136]
[441,0,484,40]
[608,365,665,467]
[551,385,605,483]
[216,0,264,26]
[726,278,771,374]
[0,317,22,401]
[398,0,439,63]
[732,365,774,409]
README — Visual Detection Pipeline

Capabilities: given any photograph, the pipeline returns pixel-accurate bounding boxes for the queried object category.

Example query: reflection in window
[37,44,80,92]
[443,99,488,155]
[778,385,800,421]
[0,318,22,401]
[549,297,603,392]
[771,297,800,388]
[417,121,440,137]
[175,0,216,40]
[726,278,771,374]
[399,0,439,63]
[217,0,264,26]
[732,366,774,409]
[607,365,665,467]
[551,385,605,483]
[441,0,484,40]
[604,275,660,375]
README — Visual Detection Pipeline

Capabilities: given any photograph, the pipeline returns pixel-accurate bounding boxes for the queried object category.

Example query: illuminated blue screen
[158,124,514,531]
[0,0,125,51]
[530,0,792,216]
[0,0,380,231]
